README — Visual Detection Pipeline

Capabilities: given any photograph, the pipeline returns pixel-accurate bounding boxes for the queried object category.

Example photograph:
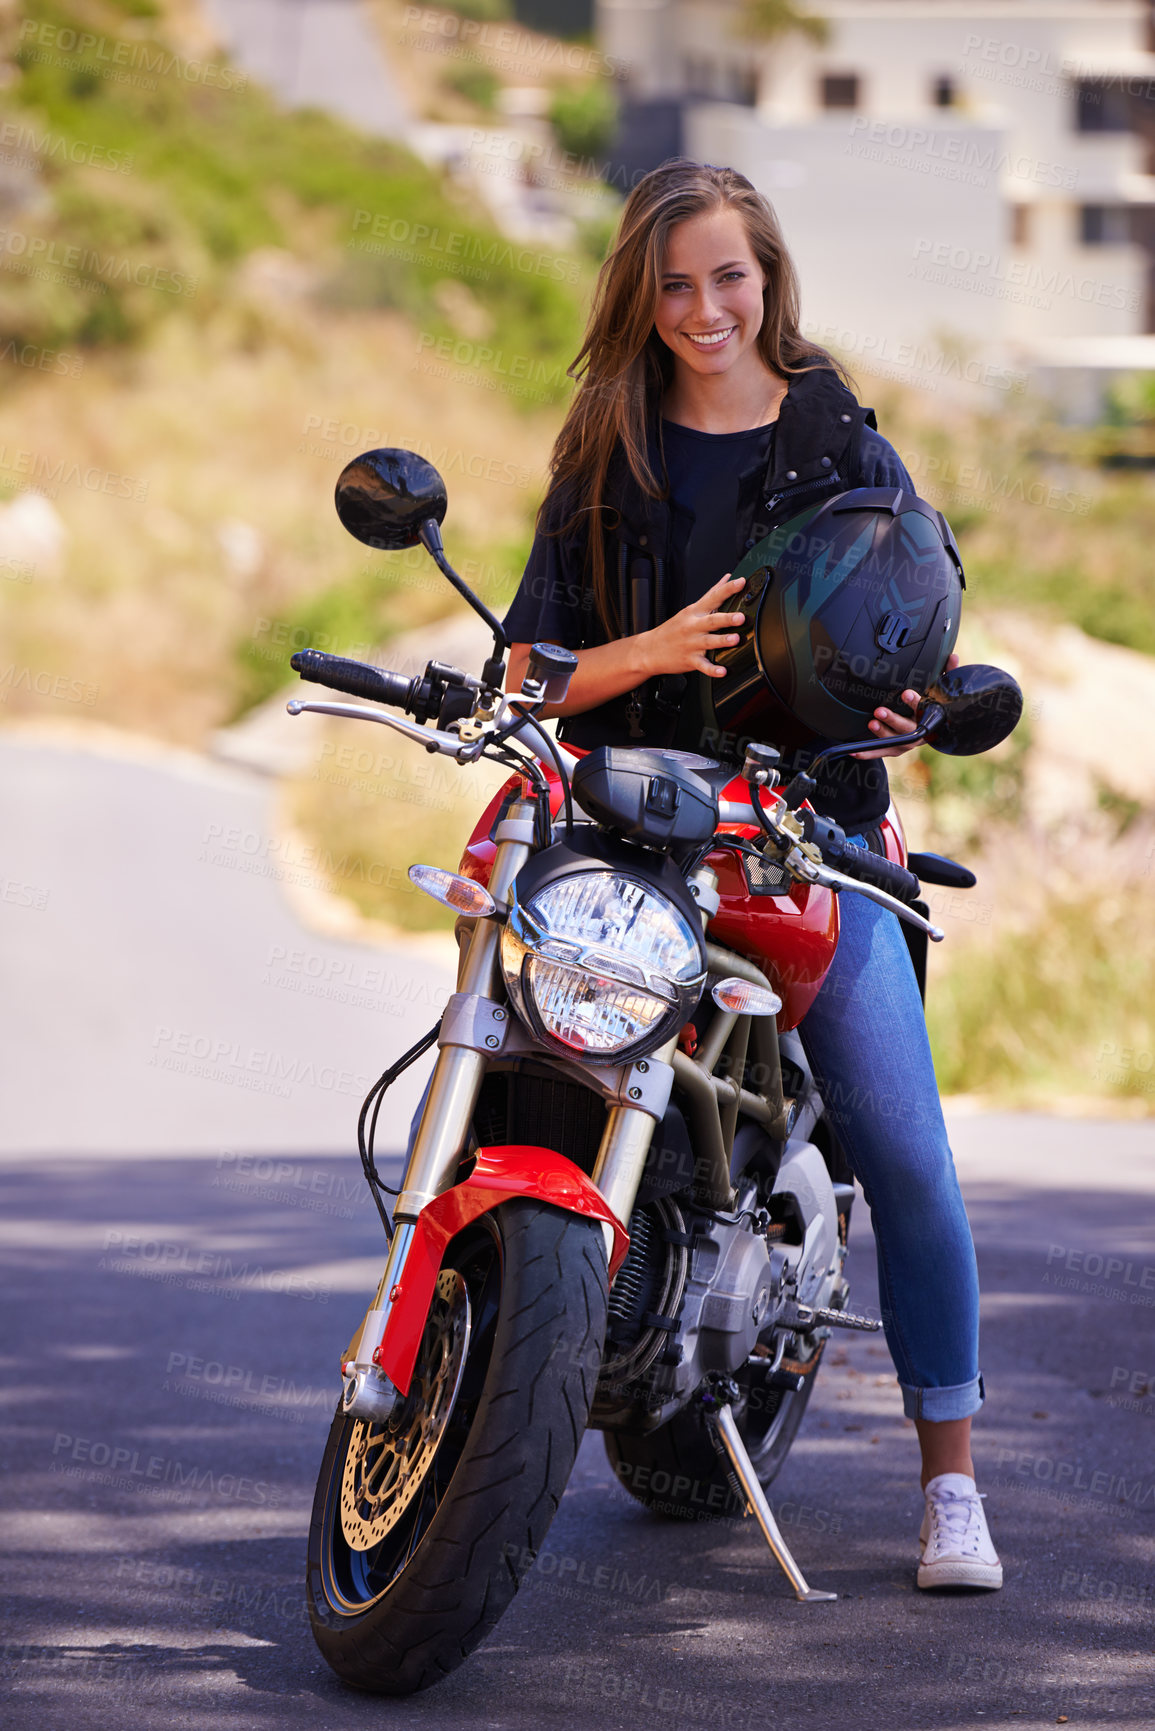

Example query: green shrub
[233,563,415,717]
[1103,371,1155,426]
[548,81,618,161]
[6,0,583,383]
[911,718,1031,850]
[445,64,501,109]
[437,0,511,19]
[232,522,533,719]
[576,205,620,263]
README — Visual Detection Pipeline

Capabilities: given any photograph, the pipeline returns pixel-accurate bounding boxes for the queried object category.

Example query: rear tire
[307,1199,607,1694]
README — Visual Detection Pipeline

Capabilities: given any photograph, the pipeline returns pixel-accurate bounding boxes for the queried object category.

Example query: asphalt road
[0,734,454,1156]
[3,734,1154,1729]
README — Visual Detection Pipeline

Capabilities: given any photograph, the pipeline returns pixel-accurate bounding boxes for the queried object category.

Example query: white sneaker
[917,1472,1003,1591]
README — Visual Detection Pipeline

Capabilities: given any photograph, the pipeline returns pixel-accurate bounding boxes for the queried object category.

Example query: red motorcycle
[285,449,1021,1694]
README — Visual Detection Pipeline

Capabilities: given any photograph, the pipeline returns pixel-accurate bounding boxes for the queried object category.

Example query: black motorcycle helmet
[710,487,964,747]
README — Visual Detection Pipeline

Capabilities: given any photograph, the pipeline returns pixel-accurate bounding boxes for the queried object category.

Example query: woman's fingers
[869,689,923,735]
[855,697,922,757]
[646,576,748,676]
[702,611,744,653]
[695,575,746,610]
[869,710,916,736]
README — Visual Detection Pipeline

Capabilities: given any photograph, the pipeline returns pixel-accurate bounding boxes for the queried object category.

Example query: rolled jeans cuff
[901,1373,985,1422]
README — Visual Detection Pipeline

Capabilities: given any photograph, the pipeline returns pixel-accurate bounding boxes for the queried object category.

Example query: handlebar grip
[290,648,415,709]
[906,850,975,891]
[801,812,922,905]
[833,843,922,906]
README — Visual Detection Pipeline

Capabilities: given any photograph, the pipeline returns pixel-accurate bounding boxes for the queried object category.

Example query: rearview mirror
[334,446,508,671]
[920,664,1023,756]
[334,448,447,551]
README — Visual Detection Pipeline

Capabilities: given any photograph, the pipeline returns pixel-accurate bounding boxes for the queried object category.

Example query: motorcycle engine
[591,1141,841,1433]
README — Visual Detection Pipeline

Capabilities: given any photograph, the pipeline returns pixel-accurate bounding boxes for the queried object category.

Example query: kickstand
[705,1387,837,1604]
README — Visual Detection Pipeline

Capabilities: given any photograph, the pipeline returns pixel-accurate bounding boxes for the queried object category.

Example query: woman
[503,160,1001,1592]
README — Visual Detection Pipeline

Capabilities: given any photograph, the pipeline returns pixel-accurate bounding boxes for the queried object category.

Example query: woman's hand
[639,573,747,679]
[853,652,960,759]
[505,575,746,723]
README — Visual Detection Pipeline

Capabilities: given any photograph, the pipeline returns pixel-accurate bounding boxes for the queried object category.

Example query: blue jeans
[798,843,984,1423]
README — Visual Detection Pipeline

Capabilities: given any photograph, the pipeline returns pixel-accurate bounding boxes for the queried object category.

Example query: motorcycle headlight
[500,871,706,1062]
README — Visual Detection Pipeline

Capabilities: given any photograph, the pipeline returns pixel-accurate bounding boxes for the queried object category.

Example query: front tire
[307,1199,607,1694]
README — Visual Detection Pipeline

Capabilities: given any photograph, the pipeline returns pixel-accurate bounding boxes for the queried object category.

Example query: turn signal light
[711,977,782,1016]
[408,864,496,917]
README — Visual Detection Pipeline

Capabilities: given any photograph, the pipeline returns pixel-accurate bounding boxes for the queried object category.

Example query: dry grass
[926,873,1155,1106]
[854,370,1155,657]
[283,709,518,931]
[0,298,556,743]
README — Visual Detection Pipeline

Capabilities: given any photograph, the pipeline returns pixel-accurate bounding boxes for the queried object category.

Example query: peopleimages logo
[0,228,197,298]
[962,32,1155,99]
[51,1432,279,1504]
[846,118,1077,189]
[911,239,1139,312]
[0,120,134,175]
[17,21,248,90]
[350,213,579,284]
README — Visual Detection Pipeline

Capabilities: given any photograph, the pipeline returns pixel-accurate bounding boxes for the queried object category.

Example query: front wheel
[307,1199,607,1694]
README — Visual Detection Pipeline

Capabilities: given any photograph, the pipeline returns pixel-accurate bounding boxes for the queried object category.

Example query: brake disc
[339,1268,471,1551]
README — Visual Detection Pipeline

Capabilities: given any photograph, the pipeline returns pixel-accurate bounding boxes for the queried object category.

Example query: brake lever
[785,846,945,942]
[285,699,476,758]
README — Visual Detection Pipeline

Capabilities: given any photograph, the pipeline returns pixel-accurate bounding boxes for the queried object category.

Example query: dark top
[660,418,773,614]
[503,405,915,832]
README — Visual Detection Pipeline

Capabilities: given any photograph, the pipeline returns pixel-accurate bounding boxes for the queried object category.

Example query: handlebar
[834,845,922,907]
[290,648,421,711]
[801,812,922,906]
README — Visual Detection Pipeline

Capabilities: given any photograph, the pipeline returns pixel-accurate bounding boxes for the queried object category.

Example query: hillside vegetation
[0,0,587,737]
[4,0,582,361]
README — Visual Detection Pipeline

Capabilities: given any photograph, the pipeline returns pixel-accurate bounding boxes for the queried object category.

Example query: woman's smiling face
[653,206,768,378]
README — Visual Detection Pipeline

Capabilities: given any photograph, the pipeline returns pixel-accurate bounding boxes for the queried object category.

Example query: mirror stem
[805,703,943,782]
[419,518,508,676]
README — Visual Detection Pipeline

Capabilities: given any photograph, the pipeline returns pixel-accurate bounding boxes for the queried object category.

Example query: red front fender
[372,1146,629,1395]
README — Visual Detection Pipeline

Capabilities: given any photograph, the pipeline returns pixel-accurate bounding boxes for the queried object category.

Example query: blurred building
[598,0,1155,409]
[514,0,595,31]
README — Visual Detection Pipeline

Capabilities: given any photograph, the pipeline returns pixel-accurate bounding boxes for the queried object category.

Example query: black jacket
[503,366,916,829]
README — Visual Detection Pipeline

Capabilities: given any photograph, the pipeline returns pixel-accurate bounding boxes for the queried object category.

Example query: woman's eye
[662,271,745,292]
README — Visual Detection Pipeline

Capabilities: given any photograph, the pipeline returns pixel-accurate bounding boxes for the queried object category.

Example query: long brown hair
[539,158,846,635]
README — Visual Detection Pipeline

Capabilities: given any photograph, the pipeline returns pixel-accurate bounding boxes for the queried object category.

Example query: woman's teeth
[686,327,735,347]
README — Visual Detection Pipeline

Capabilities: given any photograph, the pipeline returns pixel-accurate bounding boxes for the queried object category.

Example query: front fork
[340,801,534,1421]
[340,801,670,1421]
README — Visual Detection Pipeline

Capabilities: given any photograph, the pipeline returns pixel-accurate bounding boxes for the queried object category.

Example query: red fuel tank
[458,758,904,1033]
[704,773,837,1031]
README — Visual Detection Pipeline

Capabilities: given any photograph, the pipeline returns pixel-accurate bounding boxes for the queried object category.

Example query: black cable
[485,740,547,788]
[506,703,574,837]
[677,832,774,885]
[357,1018,443,1238]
